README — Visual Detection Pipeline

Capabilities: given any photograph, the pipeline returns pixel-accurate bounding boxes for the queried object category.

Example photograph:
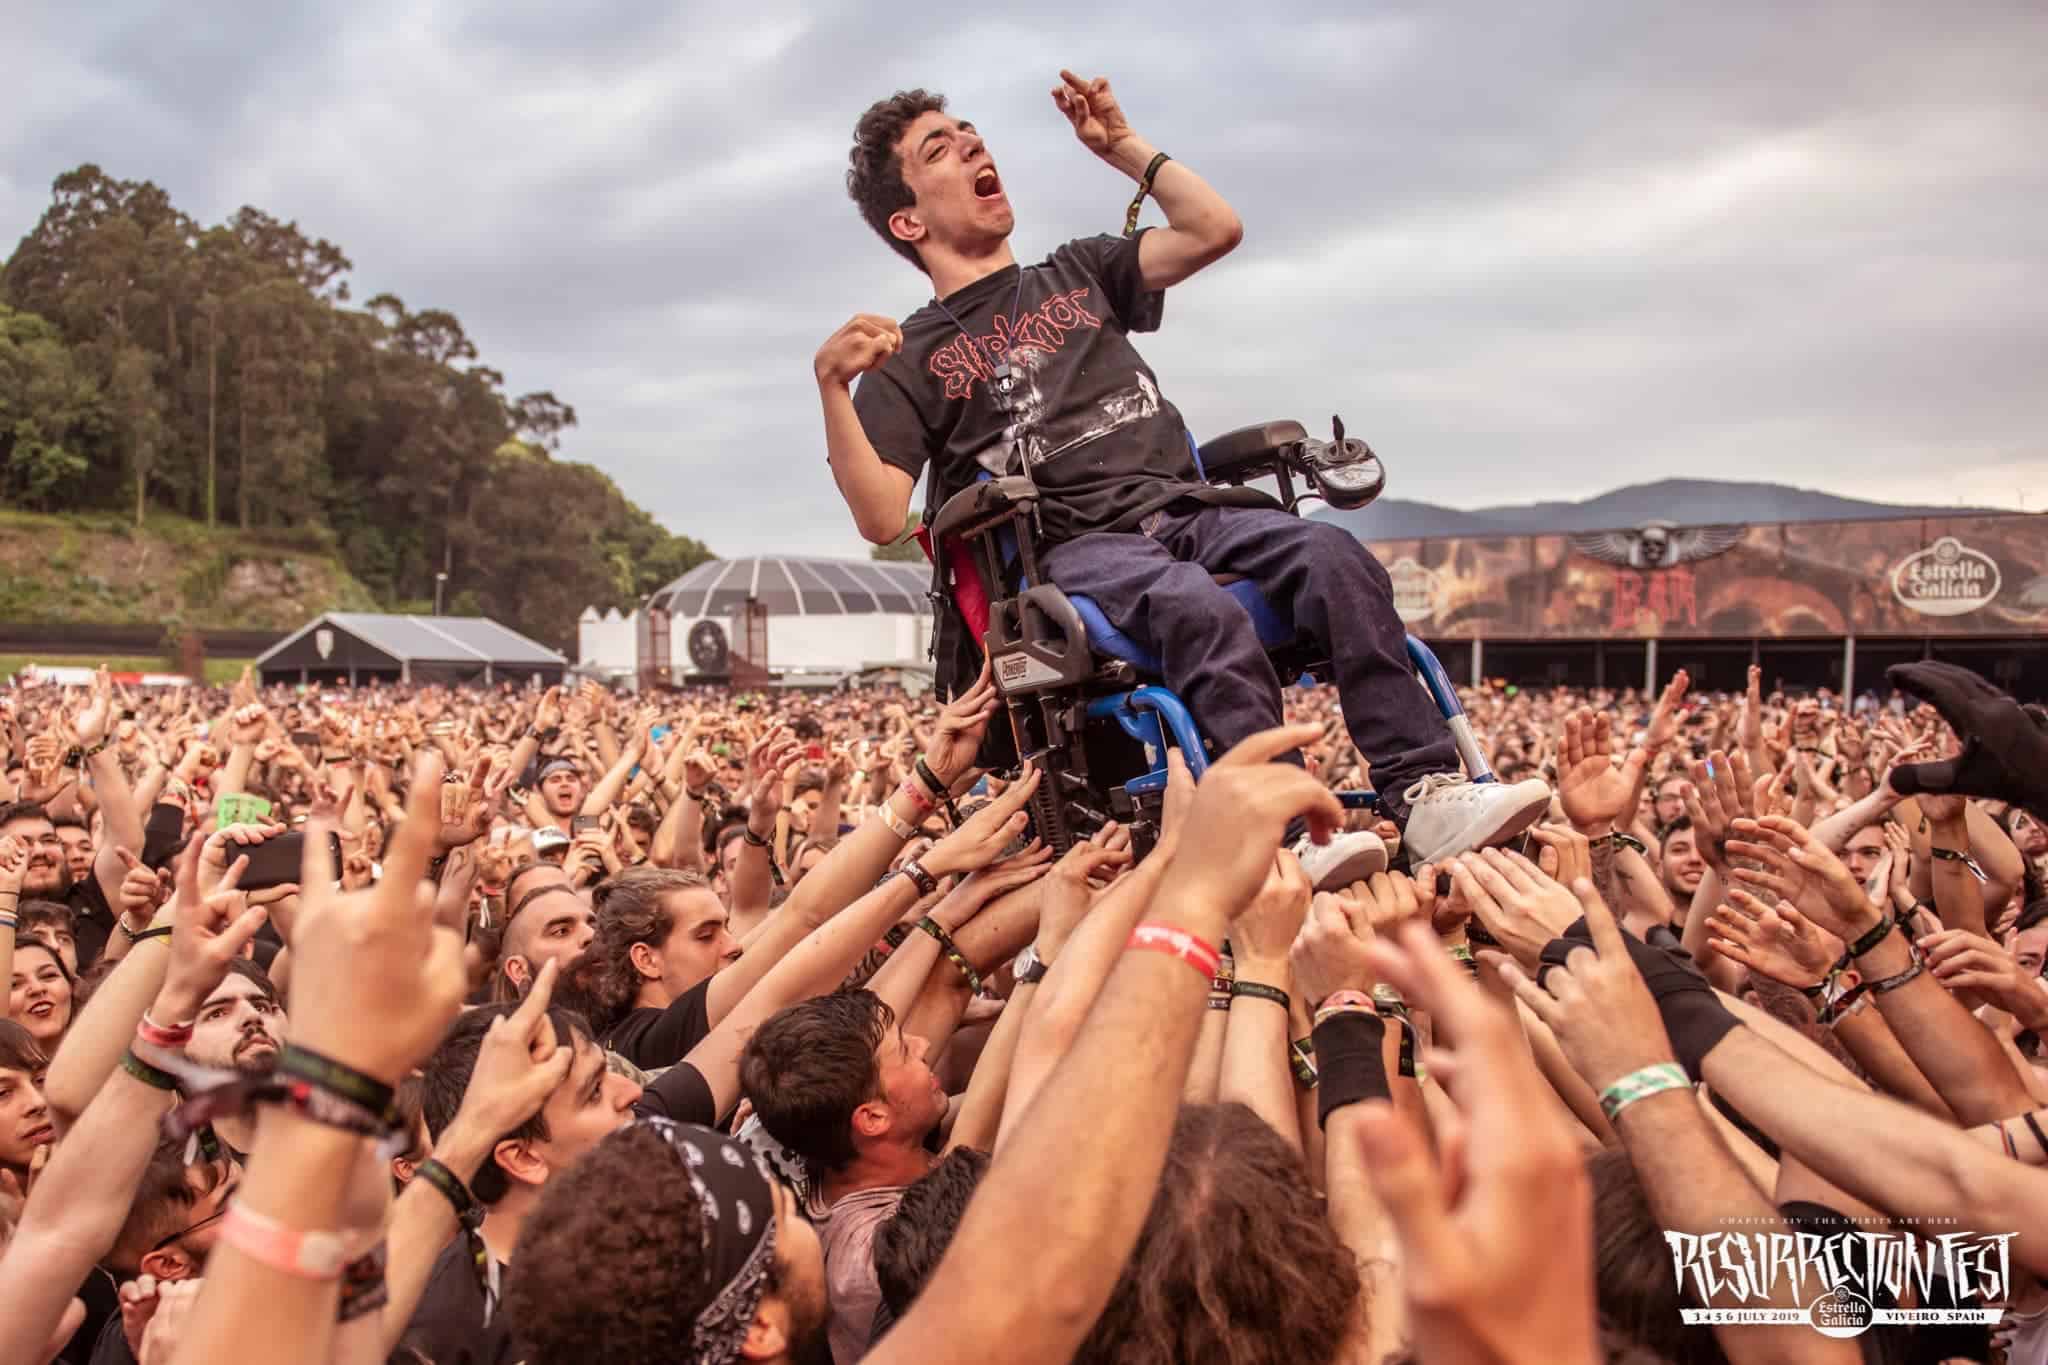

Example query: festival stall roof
[256,613,568,686]
[650,557,931,618]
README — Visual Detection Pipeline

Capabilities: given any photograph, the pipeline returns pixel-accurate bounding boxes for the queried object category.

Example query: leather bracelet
[1590,830,1649,857]
[915,758,962,828]
[1868,956,1925,996]
[1846,912,1895,959]
[741,825,771,849]
[1930,846,1988,882]
[1122,151,1171,236]
[901,859,939,897]
[916,916,981,995]
[416,1158,484,1231]
[1230,980,1290,1012]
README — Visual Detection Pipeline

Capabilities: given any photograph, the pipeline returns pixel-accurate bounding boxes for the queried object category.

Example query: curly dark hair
[740,990,893,1173]
[1073,1103,1362,1365]
[874,1146,989,1318]
[506,1122,785,1365]
[584,866,714,1034]
[848,89,949,271]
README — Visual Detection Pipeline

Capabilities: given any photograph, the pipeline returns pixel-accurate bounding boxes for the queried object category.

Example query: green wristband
[1597,1062,1691,1122]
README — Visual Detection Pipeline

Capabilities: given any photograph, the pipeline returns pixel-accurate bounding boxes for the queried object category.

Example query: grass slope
[0,508,378,630]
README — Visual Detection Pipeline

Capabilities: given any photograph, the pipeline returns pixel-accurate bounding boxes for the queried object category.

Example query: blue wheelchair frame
[930,427,1487,854]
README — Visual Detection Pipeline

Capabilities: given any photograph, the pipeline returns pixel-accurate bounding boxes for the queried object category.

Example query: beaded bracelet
[916,917,981,995]
[1597,1062,1691,1121]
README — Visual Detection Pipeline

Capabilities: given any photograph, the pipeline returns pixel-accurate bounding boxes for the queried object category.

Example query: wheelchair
[926,416,1493,859]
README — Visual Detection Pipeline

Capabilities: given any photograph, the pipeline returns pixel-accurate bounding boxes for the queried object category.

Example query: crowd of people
[0,655,2043,1364]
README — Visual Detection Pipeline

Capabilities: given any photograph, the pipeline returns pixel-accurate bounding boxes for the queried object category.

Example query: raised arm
[1048,71,1242,291]
[870,725,1341,1365]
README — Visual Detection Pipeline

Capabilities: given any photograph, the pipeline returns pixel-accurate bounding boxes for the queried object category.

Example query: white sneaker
[1292,829,1389,891]
[1399,774,1552,865]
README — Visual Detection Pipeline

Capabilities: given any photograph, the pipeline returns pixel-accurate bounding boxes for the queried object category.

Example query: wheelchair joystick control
[1298,412,1385,511]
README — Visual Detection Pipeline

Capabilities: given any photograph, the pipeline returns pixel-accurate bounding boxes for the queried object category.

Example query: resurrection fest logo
[1666,1223,2012,1338]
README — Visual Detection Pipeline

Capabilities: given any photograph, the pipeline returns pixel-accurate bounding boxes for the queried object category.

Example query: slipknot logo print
[929,288,1104,400]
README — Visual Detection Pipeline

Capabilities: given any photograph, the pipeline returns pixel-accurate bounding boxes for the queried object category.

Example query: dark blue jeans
[1040,504,1458,822]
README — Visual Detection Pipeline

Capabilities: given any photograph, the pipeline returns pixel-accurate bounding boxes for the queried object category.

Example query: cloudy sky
[6,1,2044,559]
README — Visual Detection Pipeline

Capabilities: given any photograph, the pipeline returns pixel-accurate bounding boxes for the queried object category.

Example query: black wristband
[1847,913,1895,959]
[742,825,770,848]
[1465,918,1501,949]
[915,758,963,828]
[1314,1011,1391,1129]
[128,925,174,943]
[338,1242,389,1323]
[1229,980,1290,1012]
[416,1158,484,1231]
[276,1044,399,1126]
[1538,918,1738,1082]
[902,859,939,897]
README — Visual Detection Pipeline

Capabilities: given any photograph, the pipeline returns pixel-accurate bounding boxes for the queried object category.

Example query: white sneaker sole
[1404,784,1552,865]
[1298,837,1389,891]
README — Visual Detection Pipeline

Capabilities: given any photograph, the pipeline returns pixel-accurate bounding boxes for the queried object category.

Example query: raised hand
[1229,851,1314,970]
[1036,834,1133,962]
[1682,749,1753,870]
[1921,929,2048,1023]
[153,838,273,1023]
[1451,847,1584,969]
[1725,815,1881,944]
[287,751,471,1086]
[1737,664,1764,752]
[924,767,1042,877]
[745,727,801,815]
[1491,878,1677,1096]
[1050,69,1135,157]
[1644,669,1692,752]
[227,703,267,747]
[815,314,904,387]
[72,667,114,746]
[197,821,285,894]
[1556,708,1648,834]
[924,661,999,788]
[1153,724,1342,925]
[1290,887,1379,1007]
[1705,888,1841,990]
[1356,919,1599,1365]
[0,834,28,902]
[448,957,576,1140]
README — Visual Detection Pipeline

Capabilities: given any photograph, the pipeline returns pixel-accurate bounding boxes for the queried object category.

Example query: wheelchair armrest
[930,475,1039,544]
[1197,420,1307,483]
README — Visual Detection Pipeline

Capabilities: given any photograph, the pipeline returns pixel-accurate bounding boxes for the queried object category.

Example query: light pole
[434,572,448,616]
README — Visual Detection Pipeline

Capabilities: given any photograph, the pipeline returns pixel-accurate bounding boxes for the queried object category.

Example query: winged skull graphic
[1569,521,1746,570]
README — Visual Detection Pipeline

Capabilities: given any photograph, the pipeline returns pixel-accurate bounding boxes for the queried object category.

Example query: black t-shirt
[602,977,714,1073]
[85,1310,136,1365]
[66,875,115,974]
[400,1239,517,1365]
[634,1057,718,1128]
[852,231,1210,547]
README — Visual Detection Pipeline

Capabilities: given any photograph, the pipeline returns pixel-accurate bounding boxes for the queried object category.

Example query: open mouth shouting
[973,164,1005,203]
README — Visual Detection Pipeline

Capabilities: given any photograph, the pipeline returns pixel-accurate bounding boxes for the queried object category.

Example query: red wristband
[137,1013,194,1049]
[1127,923,1223,982]
[897,778,936,814]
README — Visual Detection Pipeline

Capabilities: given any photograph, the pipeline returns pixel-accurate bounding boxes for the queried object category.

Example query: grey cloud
[5,0,2044,560]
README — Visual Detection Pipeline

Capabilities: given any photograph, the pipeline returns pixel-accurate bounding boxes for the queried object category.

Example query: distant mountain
[1309,477,2014,541]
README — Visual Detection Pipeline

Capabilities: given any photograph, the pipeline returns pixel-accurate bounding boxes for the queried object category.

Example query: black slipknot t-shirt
[853,231,1212,547]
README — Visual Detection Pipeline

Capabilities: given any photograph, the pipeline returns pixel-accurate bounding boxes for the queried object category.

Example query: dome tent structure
[578,556,934,687]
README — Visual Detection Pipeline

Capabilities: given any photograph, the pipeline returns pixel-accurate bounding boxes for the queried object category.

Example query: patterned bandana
[639,1117,780,1365]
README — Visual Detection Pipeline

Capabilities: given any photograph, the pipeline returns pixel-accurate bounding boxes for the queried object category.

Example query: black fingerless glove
[1313,1011,1390,1130]
[1886,662,2048,821]
[1537,918,1738,1081]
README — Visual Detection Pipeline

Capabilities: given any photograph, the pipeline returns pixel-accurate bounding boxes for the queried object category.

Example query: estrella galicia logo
[1808,1287,1874,1339]
[1891,537,2001,617]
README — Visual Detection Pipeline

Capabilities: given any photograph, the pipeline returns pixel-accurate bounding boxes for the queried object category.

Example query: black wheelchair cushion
[1197,420,1307,481]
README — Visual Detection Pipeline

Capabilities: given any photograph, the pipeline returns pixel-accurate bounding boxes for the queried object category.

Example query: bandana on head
[639,1117,780,1365]
[537,758,580,783]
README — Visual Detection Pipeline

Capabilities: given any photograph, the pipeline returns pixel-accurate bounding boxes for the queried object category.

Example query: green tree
[0,304,106,508]
[870,510,925,562]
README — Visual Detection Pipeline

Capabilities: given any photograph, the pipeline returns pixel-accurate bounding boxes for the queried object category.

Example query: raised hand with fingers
[286,751,472,1087]
[924,661,999,788]
[1705,888,1842,991]
[1451,847,1584,970]
[1645,669,1692,752]
[1291,886,1379,1008]
[1353,918,1601,1365]
[1050,69,1135,157]
[1557,708,1648,834]
[923,767,1043,878]
[1230,851,1314,973]
[1036,834,1134,963]
[1725,815,1882,945]
[1921,929,2048,1027]
[1154,725,1342,926]
[1682,749,1752,870]
[197,821,285,895]
[152,838,274,1025]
